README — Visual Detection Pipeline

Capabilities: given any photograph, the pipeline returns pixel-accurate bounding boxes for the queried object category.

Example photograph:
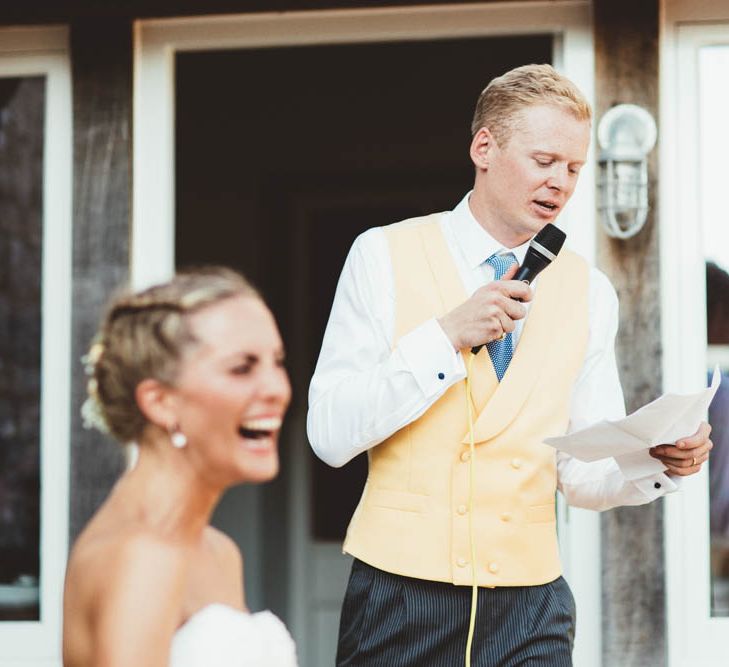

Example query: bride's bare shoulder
[204,526,243,567]
[63,522,189,666]
[66,522,188,618]
[202,525,244,592]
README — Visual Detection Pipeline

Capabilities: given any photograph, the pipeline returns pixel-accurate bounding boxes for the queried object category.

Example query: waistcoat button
[460,451,471,462]
[457,505,467,515]
[457,557,468,568]
[488,562,499,574]
[500,512,512,522]
[511,458,522,469]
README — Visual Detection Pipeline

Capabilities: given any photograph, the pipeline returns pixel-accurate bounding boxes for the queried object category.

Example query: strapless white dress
[170,603,298,666]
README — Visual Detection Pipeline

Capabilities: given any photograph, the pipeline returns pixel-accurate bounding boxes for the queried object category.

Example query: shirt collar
[450,191,531,269]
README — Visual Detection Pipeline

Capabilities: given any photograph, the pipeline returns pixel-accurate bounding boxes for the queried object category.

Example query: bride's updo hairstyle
[83,267,259,443]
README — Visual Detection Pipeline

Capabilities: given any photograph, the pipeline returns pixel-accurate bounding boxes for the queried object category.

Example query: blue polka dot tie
[485,252,518,381]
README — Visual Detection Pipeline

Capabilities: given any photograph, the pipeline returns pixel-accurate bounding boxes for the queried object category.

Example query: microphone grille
[534,223,566,255]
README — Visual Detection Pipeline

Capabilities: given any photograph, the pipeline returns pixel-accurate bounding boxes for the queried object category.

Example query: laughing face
[471,103,591,247]
[169,294,291,487]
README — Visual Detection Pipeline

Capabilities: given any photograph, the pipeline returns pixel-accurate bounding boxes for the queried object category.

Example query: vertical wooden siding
[0,0,525,25]
[68,20,132,543]
[594,1,665,665]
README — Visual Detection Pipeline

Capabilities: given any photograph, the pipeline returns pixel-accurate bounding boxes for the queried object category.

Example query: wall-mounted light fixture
[597,103,657,239]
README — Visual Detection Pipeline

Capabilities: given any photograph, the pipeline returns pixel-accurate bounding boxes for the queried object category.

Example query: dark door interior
[175,33,552,617]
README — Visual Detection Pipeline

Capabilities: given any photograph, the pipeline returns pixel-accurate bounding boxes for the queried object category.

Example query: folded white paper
[544,367,721,480]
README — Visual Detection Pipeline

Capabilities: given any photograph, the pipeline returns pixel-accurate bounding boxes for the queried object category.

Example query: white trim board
[0,27,73,667]
[661,3,729,665]
[133,5,599,666]
[139,2,591,50]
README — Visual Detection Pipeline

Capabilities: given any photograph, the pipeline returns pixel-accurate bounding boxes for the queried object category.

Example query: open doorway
[175,33,552,665]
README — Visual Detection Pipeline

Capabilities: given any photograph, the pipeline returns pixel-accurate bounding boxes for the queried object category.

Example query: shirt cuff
[398,318,466,397]
[631,472,679,501]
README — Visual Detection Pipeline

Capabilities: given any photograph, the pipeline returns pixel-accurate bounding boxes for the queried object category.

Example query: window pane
[0,76,44,621]
[699,45,729,617]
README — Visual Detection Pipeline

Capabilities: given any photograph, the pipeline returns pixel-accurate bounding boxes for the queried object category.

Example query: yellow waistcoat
[342,214,590,587]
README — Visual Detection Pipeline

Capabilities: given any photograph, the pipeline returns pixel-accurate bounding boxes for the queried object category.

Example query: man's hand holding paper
[544,368,719,480]
[648,421,712,477]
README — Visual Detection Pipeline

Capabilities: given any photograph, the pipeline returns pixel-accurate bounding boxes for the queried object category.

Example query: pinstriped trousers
[336,560,576,667]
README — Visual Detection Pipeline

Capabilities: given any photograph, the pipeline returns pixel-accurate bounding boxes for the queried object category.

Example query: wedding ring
[496,331,506,342]
[692,456,697,466]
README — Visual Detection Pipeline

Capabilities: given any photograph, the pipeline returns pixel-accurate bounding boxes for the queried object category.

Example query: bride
[63,268,297,666]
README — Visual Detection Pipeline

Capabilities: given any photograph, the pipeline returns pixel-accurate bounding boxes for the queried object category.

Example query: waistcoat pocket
[369,488,427,514]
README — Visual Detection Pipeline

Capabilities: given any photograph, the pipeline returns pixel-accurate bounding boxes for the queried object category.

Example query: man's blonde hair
[470,64,591,145]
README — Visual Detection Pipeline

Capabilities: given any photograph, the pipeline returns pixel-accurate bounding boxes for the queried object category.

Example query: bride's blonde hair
[82,267,259,443]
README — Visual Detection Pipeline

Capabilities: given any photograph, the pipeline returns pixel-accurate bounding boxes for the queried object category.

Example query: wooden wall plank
[0,0,518,25]
[594,1,665,665]
[68,19,132,544]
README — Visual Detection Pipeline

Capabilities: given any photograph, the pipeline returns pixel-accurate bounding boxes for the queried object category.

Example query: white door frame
[133,4,599,665]
[0,25,73,667]
[661,1,729,664]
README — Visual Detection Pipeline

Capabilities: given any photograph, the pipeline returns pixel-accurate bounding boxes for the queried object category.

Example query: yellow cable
[464,352,478,667]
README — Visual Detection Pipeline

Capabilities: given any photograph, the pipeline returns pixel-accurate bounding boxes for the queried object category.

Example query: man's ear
[135,378,178,431]
[469,127,494,171]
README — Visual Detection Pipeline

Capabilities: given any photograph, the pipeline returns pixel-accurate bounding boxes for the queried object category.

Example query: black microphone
[471,223,566,355]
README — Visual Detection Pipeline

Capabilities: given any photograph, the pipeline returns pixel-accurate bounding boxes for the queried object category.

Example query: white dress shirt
[307,193,676,510]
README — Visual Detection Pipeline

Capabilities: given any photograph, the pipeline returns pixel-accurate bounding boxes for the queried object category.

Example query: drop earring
[170,425,187,449]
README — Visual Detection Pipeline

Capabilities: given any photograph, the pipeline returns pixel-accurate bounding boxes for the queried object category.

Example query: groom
[307,64,712,665]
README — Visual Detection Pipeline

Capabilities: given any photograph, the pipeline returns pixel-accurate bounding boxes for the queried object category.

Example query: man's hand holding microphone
[437,223,566,353]
[437,263,532,351]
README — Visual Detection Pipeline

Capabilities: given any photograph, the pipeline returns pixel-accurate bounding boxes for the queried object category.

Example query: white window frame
[661,1,729,665]
[0,26,73,667]
[133,4,599,665]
